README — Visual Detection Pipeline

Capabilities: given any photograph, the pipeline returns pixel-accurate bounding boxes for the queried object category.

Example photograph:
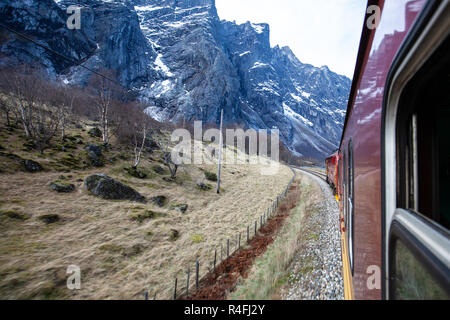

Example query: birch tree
[89,70,119,146]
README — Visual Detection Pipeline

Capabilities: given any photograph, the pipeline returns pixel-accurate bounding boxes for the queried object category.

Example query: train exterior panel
[325,151,339,194]
[336,0,449,300]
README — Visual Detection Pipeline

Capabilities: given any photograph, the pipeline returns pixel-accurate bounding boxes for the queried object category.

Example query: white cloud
[216,0,367,78]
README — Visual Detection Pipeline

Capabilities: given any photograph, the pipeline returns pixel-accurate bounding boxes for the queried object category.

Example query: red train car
[325,151,339,195]
[337,0,450,299]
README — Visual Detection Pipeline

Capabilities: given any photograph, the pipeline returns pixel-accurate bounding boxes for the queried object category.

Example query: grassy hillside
[0,114,293,299]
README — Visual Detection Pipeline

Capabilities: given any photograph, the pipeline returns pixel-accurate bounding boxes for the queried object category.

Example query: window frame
[381,0,450,299]
[348,140,355,274]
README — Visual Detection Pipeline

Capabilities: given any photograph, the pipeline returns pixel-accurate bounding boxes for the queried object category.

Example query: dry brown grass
[0,124,293,299]
[230,172,322,300]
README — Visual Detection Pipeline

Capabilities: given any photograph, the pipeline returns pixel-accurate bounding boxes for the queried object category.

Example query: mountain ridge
[0,0,351,159]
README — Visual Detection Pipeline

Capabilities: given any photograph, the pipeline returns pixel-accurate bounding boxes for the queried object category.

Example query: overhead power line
[0,22,125,88]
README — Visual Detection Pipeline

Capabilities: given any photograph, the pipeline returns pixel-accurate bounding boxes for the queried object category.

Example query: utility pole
[217,108,224,194]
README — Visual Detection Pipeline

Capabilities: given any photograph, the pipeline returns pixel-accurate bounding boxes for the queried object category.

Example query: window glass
[393,239,449,300]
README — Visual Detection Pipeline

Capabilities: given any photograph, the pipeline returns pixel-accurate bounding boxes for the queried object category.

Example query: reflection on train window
[396,35,450,230]
[348,141,354,273]
[392,239,449,300]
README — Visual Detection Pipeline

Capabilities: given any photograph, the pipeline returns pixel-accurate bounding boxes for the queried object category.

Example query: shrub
[204,171,218,182]
[0,210,30,221]
[191,234,205,243]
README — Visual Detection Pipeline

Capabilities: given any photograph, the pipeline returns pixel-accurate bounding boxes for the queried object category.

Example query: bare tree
[0,66,60,153]
[0,95,15,127]
[152,130,179,180]
[89,70,120,145]
[0,66,43,138]
[132,113,150,169]
[53,83,76,140]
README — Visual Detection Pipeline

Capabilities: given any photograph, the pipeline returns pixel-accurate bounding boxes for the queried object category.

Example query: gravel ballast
[282,170,344,300]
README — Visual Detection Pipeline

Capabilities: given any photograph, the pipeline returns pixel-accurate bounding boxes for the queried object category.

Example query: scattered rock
[150,195,167,207]
[197,182,212,191]
[169,229,180,241]
[88,127,102,138]
[38,214,60,224]
[24,159,42,172]
[130,210,163,223]
[85,144,104,167]
[84,174,146,203]
[169,204,188,214]
[50,181,75,193]
[85,143,102,156]
[124,166,147,179]
[152,165,166,174]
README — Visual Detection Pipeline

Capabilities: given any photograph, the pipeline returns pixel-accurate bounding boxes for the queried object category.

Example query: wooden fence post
[238,233,241,249]
[173,277,178,300]
[186,267,190,296]
[247,226,250,243]
[195,260,199,290]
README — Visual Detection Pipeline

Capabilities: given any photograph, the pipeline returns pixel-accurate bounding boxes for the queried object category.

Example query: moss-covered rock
[0,210,30,221]
[130,210,164,223]
[50,181,75,193]
[38,214,60,224]
[88,127,102,138]
[24,159,43,173]
[150,195,167,207]
[84,174,146,203]
[84,144,104,167]
[169,204,188,214]
[197,182,212,191]
[124,166,147,179]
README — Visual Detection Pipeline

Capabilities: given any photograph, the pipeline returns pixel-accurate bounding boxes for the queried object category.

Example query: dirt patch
[183,185,300,300]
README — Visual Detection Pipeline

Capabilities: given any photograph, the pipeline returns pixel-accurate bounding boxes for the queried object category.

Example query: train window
[391,233,449,300]
[386,22,450,299]
[396,33,450,229]
[348,141,355,274]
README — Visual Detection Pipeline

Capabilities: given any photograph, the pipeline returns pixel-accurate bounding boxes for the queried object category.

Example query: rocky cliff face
[0,0,351,159]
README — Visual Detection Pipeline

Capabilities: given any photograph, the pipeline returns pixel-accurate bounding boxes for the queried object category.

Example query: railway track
[293,167,327,182]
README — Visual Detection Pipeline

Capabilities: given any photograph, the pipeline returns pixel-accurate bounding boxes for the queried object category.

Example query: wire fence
[144,167,297,300]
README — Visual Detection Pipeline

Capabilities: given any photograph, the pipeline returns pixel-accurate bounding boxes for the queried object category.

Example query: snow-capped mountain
[0,0,351,159]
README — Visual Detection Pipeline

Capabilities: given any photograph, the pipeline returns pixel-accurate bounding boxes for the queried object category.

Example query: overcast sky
[215,0,367,79]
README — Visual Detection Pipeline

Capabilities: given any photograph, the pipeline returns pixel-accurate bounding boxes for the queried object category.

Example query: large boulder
[84,174,146,203]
